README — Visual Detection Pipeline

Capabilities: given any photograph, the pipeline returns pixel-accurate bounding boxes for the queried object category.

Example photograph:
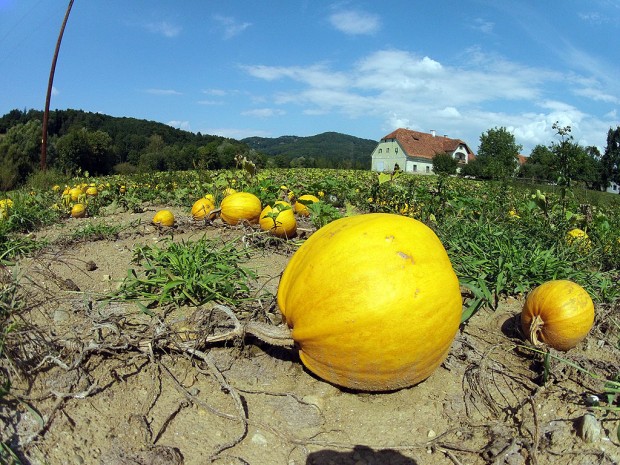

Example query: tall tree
[518,144,556,181]
[475,127,522,180]
[601,126,620,189]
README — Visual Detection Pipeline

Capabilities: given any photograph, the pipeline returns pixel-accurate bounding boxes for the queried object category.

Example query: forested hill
[242,132,376,169]
[0,109,376,189]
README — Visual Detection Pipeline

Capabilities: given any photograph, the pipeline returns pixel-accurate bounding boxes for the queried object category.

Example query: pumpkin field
[1,167,619,465]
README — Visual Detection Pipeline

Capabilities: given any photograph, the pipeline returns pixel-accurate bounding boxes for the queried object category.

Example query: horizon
[1,1,619,155]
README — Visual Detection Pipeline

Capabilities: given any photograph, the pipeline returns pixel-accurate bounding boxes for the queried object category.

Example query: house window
[386,148,389,153]
[378,148,382,153]
[395,147,398,153]
[426,166,430,173]
[413,165,417,172]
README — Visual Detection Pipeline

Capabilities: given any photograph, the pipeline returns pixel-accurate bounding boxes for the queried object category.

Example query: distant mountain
[243,132,377,169]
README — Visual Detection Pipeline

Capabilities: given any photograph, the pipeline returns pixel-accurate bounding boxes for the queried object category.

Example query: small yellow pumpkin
[293,194,319,217]
[69,187,83,202]
[152,209,175,227]
[259,201,297,238]
[220,192,261,225]
[191,197,217,221]
[85,186,98,197]
[521,280,594,351]
[566,228,591,252]
[70,203,86,218]
[277,213,462,391]
[0,198,14,219]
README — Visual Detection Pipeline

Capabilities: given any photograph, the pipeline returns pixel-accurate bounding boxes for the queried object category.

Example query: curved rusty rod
[41,0,74,171]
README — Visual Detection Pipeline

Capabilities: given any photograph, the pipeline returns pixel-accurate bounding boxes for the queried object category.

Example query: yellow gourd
[191,197,217,221]
[521,280,594,351]
[69,187,83,202]
[70,203,86,218]
[293,194,319,217]
[220,192,261,225]
[152,210,175,227]
[277,213,462,391]
[259,201,297,238]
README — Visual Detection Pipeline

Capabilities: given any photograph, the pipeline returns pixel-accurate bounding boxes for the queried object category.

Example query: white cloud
[213,15,251,39]
[145,21,181,38]
[167,120,191,131]
[144,88,182,96]
[242,47,617,153]
[197,99,224,105]
[472,18,494,34]
[241,108,286,118]
[202,88,228,96]
[328,10,381,35]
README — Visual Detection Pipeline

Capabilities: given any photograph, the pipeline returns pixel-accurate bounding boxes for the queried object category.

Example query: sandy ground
[1,206,619,465]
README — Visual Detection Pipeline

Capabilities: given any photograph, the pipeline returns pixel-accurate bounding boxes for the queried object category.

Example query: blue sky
[1,1,619,154]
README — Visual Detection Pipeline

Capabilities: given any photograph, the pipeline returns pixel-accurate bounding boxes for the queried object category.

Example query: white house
[606,182,619,194]
[371,128,475,174]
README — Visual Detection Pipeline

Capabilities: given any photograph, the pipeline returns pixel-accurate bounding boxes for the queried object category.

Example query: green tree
[518,144,557,181]
[55,128,113,175]
[0,120,42,189]
[601,126,620,189]
[432,152,458,175]
[475,127,522,180]
[550,122,579,190]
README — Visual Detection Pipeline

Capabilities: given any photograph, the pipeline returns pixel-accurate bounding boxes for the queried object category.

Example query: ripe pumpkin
[191,197,217,221]
[566,228,591,252]
[0,198,14,219]
[69,187,83,202]
[152,209,175,227]
[521,280,594,351]
[85,186,98,197]
[259,201,297,238]
[277,213,462,391]
[220,192,262,225]
[70,203,86,218]
[293,194,319,217]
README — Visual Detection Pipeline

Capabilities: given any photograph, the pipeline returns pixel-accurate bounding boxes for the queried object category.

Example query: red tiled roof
[382,128,475,161]
[517,154,528,165]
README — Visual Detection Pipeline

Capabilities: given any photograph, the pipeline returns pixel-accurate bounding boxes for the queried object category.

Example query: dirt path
[2,207,619,464]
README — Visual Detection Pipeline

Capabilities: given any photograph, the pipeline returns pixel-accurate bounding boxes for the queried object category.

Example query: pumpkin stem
[529,315,544,346]
[198,304,294,348]
[245,321,295,347]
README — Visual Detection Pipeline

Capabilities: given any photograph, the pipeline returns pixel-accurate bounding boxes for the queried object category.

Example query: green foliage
[0,120,42,190]
[112,237,260,307]
[69,220,134,242]
[307,201,343,229]
[474,126,522,180]
[242,132,375,169]
[432,152,458,175]
[601,126,620,188]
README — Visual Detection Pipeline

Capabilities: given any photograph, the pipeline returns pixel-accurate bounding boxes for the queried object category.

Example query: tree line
[0,109,264,190]
[433,125,620,192]
[0,109,372,190]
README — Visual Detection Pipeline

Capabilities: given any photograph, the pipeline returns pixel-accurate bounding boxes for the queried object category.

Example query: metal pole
[41,0,74,171]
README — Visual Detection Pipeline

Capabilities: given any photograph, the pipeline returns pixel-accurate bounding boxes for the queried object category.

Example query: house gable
[371,128,475,173]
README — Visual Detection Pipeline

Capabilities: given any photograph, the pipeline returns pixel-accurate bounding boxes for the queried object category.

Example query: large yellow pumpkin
[191,197,217,221]
[521,280,594,351]
[259,201,297,238]
[277,213,462,391]
[220,192,262,225]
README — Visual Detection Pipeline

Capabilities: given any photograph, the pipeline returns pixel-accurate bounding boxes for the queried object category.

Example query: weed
[111,236,260,307]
